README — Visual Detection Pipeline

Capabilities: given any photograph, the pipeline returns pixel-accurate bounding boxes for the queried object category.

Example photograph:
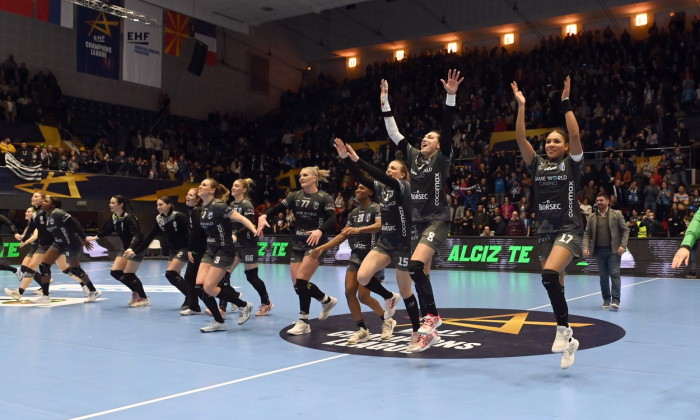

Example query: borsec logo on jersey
[280,308,625,359]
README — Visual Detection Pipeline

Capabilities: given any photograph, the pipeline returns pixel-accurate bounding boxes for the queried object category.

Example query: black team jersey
[350,159,412,249]
[199,199,235,253]
[133,211,189,254]
[346,202,381,251]
[46,209,86,247]
[96,212,143,250]
[390,106,454,223]
[267,190,335,251]
[187,205,206,254]
[23,207,54,248]
[527,154,584,235]
[230,198,256,246]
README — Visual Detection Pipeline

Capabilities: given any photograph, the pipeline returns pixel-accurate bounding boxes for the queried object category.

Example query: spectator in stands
[690,189,700,211]
[667,203,686,237]
[0,137,15,159]
[14,141,30,165]
[500,196,516,219]
[674,185,690,207]
[491,214,507,236]
[625,180,641,212]
[2,95,17,122]
[657,181,674,221]
[506,211,526,236]
[580,198,593,218]
[479,226,494,237]
[642,178,660,213]
[474,203,490,234]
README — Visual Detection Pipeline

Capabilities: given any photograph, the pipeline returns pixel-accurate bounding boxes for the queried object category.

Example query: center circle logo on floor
[279,308,625,359]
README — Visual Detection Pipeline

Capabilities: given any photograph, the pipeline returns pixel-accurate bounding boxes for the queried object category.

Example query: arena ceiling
[146,0,697,60]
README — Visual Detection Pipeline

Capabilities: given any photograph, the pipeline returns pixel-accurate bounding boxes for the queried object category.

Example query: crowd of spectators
[1,18,700,237]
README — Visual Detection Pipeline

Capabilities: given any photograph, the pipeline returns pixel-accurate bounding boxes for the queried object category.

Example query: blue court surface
[0,261,698,419]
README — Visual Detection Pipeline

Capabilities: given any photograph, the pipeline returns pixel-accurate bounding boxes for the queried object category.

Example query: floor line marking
[527,277,663,311]
[69,354,349,419]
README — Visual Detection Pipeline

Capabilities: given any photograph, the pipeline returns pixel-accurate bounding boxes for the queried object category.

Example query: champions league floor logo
[280,308,625,359]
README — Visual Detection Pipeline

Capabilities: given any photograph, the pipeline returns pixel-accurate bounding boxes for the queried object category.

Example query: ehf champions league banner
[76,5,121,79]
[122,0,162,88]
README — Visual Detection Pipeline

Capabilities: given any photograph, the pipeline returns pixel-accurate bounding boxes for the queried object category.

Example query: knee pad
[244,267,258,282]
[110,270,124,281]
[541,269,562,293]
[407,260,425,276]
[39,262,51,277]
[165,270,178,282]
[69,266,86,278]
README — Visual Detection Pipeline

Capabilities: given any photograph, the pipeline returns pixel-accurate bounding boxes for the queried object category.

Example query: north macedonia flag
[164,10,191,56]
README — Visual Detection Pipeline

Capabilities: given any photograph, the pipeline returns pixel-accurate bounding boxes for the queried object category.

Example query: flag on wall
[192,19,217,66]
[36,0,74,28]
[4,153,42,182]
[76,6,121,79]
[0,0,33,18]
[164,10,217,65]
[164,10,190,57]
[123,0,162,88]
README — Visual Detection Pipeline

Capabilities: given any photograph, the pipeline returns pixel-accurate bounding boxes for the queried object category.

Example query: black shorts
[347,249,370,272]
[411,220,449,251]
[50,242,82,258]
[202,246,236,269]
[120,248,146,262]
[235,243,259,264]
[25,242,40,258]
[168,248,189,262]
[538,232,583,260]
[289,248,326,263]
[373,241,410,271]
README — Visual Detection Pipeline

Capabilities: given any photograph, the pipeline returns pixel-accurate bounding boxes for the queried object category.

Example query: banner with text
[122,0,162,88]
[76,6,121,79]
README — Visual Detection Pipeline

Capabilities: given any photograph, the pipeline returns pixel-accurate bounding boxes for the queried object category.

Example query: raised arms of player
[561,76,582,157]
[510,81,535,166]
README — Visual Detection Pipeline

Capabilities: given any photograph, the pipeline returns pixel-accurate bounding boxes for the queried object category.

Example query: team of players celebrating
[2,71,587,366]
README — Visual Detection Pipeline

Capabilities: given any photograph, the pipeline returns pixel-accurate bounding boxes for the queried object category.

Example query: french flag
[36,0,74,28]
[192,19,217,66]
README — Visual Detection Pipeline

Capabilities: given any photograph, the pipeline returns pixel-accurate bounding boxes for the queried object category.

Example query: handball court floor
[0,261,698,420]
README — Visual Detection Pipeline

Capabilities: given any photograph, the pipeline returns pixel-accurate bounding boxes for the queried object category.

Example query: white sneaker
[82,285,90,298]
[5,288,22,301]
[560,338,580,369]
[417,314,442,335]
[287,319,311,335]
[384,292,400,320]
[381,318,397,340]
[319,296,337,320]
[180,308,201,316]
[413,331,440,352]
[200,320,227,333]
[347,327,370,344]
[34,295,50,304]
[127,292,138,306]
[129,297,150,307]
[551,326,573,353]
[237,302,253,325]
[84,290,102,303]
[405,332,421,352]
